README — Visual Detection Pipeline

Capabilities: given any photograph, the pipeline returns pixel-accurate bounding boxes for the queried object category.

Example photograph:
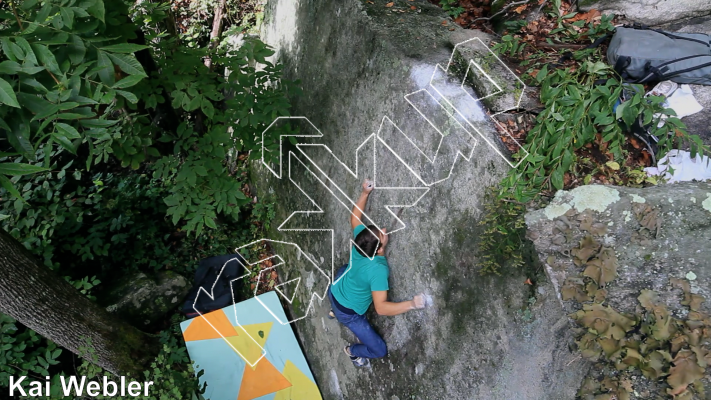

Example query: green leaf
[96,50,114,86]
[1,38,20,61]
[107,53,146,76]
[35,2,52,22]
[68,35,86,65]
[15,38,37,65]
[112,74,144,89]
[550,167,564,190]
[0,78,20,108]
[60,7,75,29]
[85,0,105,22]
[20,77,47,92]
[17,92,51,114]
[194,166,208,176]
[536,64,549,84]
[20,65,45,75]
[8,121,34,161]
[0,60,21,74]
[79,118,118,128]
[0,175,22,199]
[21,0,39,10]
[201,98,215,119]
[22,22,40,35]
[32,44,61,75]
[52,131,77,154]
[0,163,49,176]
[116,90,138,104]
[606,161,620,170]
[56,123,81,139]
[204,216,217,229]
[186,94,201,111]
[99,43,149,53]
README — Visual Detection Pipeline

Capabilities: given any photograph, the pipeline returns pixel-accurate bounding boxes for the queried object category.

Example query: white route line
[192,38,532,366]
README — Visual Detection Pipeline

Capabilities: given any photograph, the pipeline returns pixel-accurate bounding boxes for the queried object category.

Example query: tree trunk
[0,228,159,376]
[204,0,228,70]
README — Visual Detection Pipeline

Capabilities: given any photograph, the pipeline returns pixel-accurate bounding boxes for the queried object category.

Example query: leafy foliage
[477,8,710,275]
[0,314,63,392]
[0,0,297,236]
[69,319,206,400]
[439,0,465,18]
[0,0,292,398]
[476,186,526,275]
[0,0,149,177]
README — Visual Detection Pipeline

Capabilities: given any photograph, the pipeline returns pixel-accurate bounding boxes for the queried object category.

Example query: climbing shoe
[344,346,369,367]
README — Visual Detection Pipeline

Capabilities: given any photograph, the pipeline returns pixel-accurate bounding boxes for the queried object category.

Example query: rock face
[526,183,711,317]
[578,0,711,27]
[100,271,189,329]
[253,0,589,399]
[525,183,711,394]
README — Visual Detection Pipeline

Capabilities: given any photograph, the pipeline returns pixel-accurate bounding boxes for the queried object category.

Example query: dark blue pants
[327,265,387,359]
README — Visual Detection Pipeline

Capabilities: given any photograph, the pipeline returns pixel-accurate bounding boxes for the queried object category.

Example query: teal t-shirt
[330,225,389,315]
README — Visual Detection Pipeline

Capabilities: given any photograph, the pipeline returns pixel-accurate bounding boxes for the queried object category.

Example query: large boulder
[525,183,711,395]
[578,0,711,27]
[252,0,589,398]
[100,271,189,330]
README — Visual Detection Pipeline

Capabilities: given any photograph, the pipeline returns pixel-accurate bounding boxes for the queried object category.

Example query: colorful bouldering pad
[180,291,322,400]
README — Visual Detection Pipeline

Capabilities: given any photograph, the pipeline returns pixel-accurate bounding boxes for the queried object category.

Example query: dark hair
[354,225,381,258]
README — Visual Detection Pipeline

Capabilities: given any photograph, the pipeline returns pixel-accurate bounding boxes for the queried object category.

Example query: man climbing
[327,179,426,367]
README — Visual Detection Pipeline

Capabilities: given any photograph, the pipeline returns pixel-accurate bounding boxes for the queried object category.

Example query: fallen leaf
[525,278,533,285]
[441,20,448,26]
[585,10,602,23]
[385,2,394,7]
[514,4,528,13]
[667,350,705,393]
[410,5,416,10]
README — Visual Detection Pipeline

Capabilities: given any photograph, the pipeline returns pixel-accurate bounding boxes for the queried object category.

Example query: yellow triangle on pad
[235,322,273,349]
[273,360,322,400]
[225,331,266,367]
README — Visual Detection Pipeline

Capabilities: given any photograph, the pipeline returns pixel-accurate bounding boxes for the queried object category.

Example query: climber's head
[354,225,384,258]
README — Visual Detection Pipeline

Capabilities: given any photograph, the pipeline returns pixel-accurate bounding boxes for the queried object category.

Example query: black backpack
[608,25,711,85]
[181,253,247,318]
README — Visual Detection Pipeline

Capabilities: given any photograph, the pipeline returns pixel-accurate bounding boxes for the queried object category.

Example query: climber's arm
[372,291,415,316]
[351,180,373,229]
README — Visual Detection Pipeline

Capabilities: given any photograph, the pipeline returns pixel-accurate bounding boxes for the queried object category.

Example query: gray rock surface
[100,271,189,329]
[525,183,711,394]
[578,0,711,27]
[253,0,589,399]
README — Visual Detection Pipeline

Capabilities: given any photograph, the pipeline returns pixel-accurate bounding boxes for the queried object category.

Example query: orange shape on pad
[183,310,238,342]
[237,358,292,400]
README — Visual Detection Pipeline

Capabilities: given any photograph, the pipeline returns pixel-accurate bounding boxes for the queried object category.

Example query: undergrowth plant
[440,0,465,18]
[477,10,709,275]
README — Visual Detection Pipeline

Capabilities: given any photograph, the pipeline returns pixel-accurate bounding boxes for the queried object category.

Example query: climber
[327,179,426,367]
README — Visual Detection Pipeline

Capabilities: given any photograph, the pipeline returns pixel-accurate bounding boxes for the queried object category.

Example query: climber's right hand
[411,293,426,310]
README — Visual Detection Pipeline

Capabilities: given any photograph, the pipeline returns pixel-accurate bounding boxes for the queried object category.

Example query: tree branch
[204,0,228,71]
[10,1,23,30]
[471,0,531,24]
